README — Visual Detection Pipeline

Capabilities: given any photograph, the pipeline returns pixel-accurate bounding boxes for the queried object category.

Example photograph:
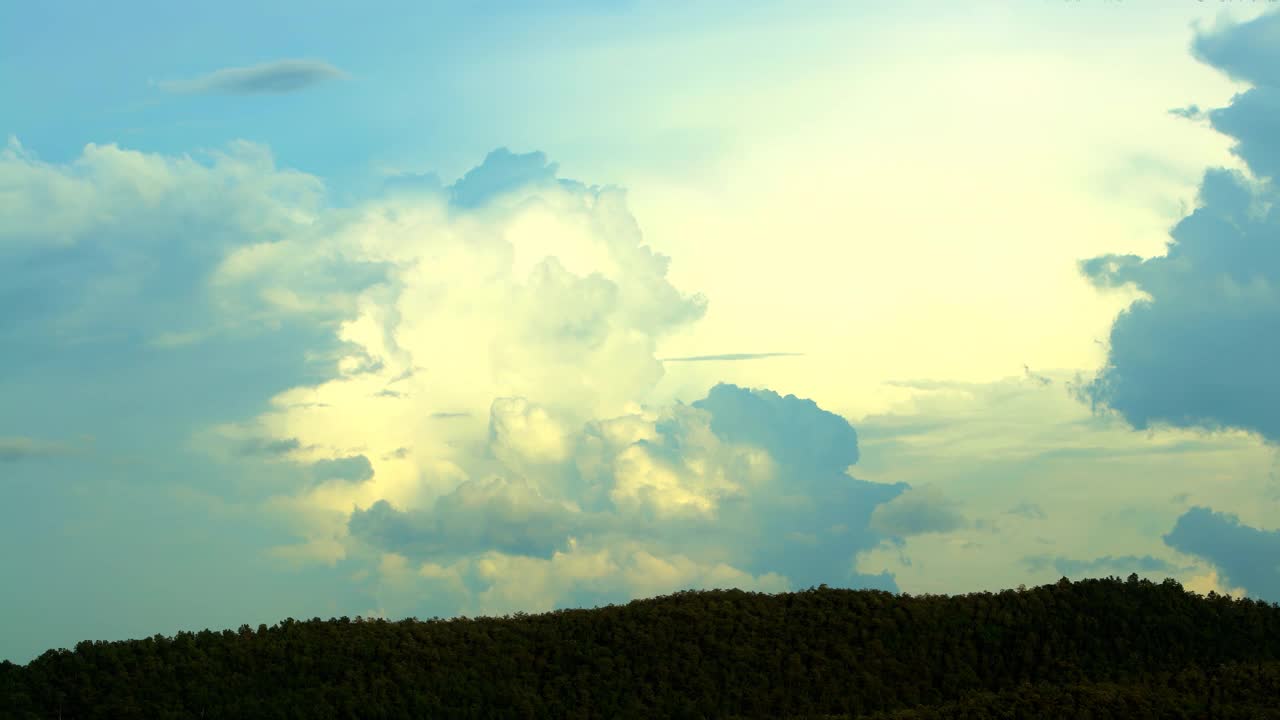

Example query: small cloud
[1023,365,1051,387]
[388,367,421,384]
[448,148,561,209]
[237,437,304,458]
[1005,501,1047,520]
[1023,553,1180,578]
[1168,104,1205,121]
[156,59,347,95]
[0,436,77,462]
[373,389,404,399]
[430,412,470,419]
[661,352,805,362]
[868,484,967,538]
[311,455,375,484]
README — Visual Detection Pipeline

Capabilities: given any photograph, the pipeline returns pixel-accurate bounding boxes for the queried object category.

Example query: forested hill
[5,575,1280,719]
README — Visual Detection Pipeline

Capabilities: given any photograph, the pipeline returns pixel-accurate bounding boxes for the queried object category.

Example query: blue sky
[4,1,1280,664]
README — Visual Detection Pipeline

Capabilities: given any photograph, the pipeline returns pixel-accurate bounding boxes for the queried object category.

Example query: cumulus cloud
[346,385,906,602]
[349,476,587,563]
[156,59,347,95]
[1078,10,1280,443]
[3,134,911,629]
[1163,506,1280,603]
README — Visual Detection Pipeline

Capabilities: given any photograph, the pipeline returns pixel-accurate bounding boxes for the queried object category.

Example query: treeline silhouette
[4,574,1280,719]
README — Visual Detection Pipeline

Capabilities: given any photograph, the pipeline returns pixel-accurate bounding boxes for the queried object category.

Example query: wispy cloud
[156,59,347,95]
[660,352,804,362]
[0,436,79,462]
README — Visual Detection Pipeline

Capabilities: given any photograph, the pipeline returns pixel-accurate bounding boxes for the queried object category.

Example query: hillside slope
[3,575,1279,719]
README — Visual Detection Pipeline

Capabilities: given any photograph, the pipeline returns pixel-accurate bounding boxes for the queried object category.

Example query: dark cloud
[691,383,903,590]
[1190,11,1280,90]
[660,352,805,362]
[868,485,966,538]
[236,437,302,458]
[348,477,587,562]
[1023,554,1180,578]
[311,455,374,484]
[157,60,347,95]
[1168,104,1205,121]
[448,148,585,209]
[1164,506,1280,602]
[1208,86,1280,183]
[1078,13,1280,443]
[692,382,860,475]
[1078,168,1280,441]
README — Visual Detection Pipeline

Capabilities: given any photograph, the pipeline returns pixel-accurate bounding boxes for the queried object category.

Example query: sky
[3,0,1280,664]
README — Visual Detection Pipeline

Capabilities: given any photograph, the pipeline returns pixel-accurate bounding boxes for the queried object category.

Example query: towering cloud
[1079,10,1280,601]
[1078,11,1280,444]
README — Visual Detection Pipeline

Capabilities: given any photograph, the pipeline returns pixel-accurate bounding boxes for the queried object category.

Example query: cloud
[691,382,860,476]
[237,437,303,458]
[1005,501,1046,520]
[0,135,914,642]
[156,59,347,95]
[349,476,587,563]
[346,385,906,598]
[311,455,374,484]
[1190,11,1280,90]
[1078,12,1280,442]
[1207,82,1280,184]
[1023,365,1051,387]
[1163,506,1280,602]
[868,484,966,537]
[0,436,76,462]
[448,148,574,210]
[1168,104,1205,121]
[135,144,898,612]
[1022,553,1180,578]
[852,371,1273,597]
[660,352,805,362]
